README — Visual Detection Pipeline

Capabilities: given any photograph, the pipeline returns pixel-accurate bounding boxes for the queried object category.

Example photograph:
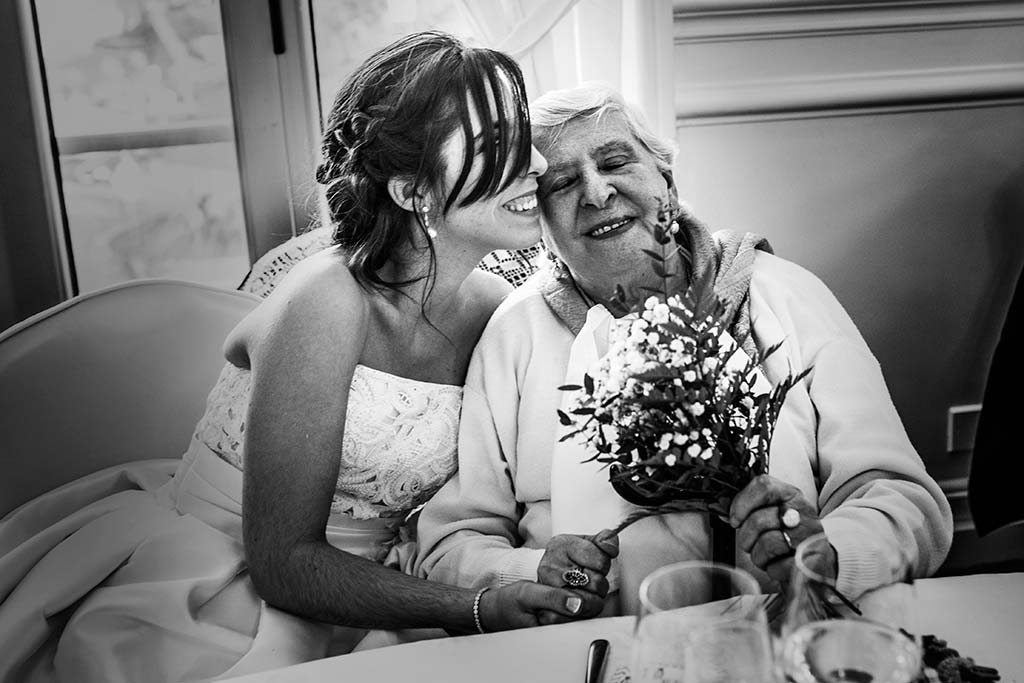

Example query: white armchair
[0,279,259,518]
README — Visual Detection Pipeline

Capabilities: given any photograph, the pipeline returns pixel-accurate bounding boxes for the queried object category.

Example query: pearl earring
[421,204,437,239]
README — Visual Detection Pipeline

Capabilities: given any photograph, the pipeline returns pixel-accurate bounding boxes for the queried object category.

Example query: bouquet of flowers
[557,215,811,535]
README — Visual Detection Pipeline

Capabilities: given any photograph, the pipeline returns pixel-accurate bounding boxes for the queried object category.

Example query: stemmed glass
[631,561,773,683]
[779,533,922,683]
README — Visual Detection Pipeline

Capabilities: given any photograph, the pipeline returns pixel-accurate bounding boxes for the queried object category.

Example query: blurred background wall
[670,0,1024,571]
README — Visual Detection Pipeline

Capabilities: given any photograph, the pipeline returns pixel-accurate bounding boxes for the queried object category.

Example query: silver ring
[781,529,795,553]
[562,567,590,588]
[780,507,801,529]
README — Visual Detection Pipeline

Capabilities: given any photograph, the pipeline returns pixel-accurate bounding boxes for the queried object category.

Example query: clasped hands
[532,474,831,624]
[535,528,619,624]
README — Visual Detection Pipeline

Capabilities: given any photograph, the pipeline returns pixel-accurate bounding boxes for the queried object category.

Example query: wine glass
[779,533,922,683]
[631,561,773,683]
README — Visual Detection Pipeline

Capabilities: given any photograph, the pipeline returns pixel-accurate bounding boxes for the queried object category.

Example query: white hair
[529,82,677,172]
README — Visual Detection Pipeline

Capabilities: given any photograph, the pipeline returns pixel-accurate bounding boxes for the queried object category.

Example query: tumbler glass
[631,561,773,683]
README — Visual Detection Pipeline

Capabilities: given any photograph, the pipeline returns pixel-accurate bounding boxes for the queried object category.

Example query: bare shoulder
[225,248,369,365]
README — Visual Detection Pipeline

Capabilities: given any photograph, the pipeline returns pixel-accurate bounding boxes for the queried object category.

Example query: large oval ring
[562,567,590,588]
[780,507,801,529]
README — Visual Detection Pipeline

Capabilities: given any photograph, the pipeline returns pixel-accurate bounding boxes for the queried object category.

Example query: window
[34,0,249,294]
[311,1,477,120]
[3,0,664,328]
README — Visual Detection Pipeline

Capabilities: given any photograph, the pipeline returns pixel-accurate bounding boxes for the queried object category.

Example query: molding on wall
[673,0,1024,43]
[675,62,1024,124]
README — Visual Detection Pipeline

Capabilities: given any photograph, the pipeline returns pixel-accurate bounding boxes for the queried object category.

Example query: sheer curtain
[457,0,675,141]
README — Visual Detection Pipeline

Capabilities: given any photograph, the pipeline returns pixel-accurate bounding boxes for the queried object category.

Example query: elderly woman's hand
[537,529,619,599]
[729,474,831,586]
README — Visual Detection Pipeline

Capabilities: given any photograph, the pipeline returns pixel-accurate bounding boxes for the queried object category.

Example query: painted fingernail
[566,596,582,614]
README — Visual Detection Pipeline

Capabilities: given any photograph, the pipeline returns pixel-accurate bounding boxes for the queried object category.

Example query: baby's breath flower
[650,303,670,325]
[556,245,809,528]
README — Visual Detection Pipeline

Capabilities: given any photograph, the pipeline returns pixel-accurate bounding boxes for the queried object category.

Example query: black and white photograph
[1,1,1022,681]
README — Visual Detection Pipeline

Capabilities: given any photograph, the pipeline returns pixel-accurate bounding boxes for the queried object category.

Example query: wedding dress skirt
[0,363,462,683]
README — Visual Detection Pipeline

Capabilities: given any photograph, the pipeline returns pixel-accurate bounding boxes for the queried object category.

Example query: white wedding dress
[0,360,462,683]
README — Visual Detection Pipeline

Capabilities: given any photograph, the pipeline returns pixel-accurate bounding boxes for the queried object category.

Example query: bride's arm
[239,258,595,632]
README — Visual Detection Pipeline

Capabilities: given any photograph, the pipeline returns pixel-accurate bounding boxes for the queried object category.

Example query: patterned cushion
[478,244,542,288]
[238,228,335,298]
[238,227,541,297]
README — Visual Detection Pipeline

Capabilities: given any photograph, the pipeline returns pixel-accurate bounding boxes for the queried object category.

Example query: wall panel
[671,0,1024,559]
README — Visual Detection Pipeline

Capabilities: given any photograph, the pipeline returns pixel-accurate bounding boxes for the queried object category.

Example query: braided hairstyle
[315,30,533,293]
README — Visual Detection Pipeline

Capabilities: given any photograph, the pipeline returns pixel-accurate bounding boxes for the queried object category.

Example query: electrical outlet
[947,404,983,454]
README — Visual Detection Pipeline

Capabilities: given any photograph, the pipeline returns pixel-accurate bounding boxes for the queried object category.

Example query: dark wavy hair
[315,30,533,293]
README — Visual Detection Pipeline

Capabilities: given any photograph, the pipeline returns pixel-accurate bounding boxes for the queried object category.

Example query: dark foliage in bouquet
[557,203,811,533]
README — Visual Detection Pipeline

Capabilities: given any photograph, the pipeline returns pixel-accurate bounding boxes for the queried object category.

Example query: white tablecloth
[221,573,1024,683]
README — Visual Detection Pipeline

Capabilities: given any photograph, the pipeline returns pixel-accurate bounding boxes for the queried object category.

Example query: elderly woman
[414,83,953,611]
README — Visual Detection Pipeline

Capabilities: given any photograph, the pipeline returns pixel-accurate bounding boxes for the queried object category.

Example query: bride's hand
[537,529,619,598]
[479,581,604,631]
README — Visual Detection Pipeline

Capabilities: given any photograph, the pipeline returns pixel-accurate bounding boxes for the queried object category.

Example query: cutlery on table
[586,638,609,683]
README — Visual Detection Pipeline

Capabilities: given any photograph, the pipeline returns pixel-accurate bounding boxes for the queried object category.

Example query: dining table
[220,572,1024,683]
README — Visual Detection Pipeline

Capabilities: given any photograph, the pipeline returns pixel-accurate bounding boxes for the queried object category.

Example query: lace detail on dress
[194,363,250,471]
[336,365,461,519]
[193,363,461,519]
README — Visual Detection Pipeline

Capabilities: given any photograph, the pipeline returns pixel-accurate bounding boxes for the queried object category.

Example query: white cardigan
[414,251,953,602]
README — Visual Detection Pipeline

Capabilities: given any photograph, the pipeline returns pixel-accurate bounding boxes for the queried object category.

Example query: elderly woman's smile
[534,110,680,305]
[585,216,634,239]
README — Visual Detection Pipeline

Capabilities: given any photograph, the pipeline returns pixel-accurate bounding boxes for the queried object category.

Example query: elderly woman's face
[534,110,675,300]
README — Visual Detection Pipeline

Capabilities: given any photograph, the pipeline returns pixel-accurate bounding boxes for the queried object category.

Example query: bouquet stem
[710,514,736,570]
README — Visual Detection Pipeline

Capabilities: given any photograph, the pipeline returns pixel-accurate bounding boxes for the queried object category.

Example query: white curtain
[456,0,676,142]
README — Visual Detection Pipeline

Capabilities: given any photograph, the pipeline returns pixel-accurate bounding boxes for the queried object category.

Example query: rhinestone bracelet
[472,587,490,634]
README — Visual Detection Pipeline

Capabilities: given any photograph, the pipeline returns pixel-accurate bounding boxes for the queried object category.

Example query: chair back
[0,280,260,515]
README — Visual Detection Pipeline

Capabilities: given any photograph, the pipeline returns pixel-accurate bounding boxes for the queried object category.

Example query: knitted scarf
[539,209,772,359]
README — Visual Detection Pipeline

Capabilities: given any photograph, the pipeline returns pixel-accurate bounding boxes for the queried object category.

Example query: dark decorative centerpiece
[557,212,810,567]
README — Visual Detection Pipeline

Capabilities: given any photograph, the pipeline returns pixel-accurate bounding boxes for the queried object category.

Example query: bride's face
[432,80,547,253]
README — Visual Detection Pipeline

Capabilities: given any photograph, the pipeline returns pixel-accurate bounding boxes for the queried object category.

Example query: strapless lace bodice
[193,362,462,519]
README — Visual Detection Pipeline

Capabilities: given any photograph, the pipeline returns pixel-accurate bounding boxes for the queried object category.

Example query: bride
[0,31,607,683]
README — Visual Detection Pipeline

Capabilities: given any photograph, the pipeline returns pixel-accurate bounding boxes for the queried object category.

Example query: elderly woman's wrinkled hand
[729,474,827,585]
[537,529,619,599]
